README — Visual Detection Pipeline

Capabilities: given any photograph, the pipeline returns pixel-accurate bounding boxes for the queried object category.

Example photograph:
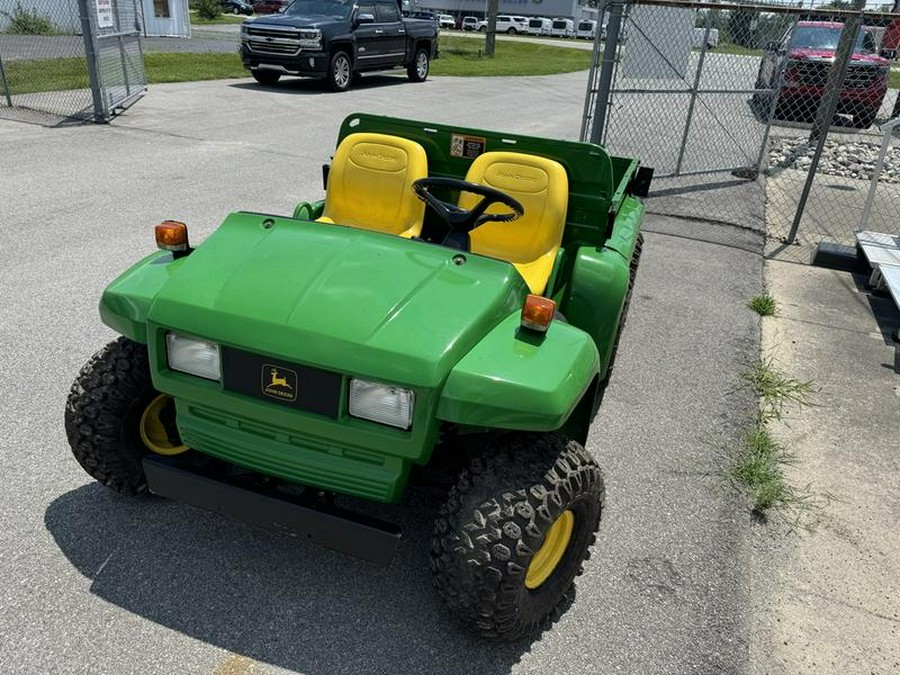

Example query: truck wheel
[327,51,352,92]
[431,432,604,640]
[251,69,281,86]
[64,337,188,495]
[408,47,430,82]
[852,106,877,130]
[507,27,516,34]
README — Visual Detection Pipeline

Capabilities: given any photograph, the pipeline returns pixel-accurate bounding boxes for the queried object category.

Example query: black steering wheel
[412,177,524,236]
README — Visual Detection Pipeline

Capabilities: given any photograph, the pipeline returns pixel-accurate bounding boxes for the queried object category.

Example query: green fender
[436,312,600,431]
[99,251,182,343]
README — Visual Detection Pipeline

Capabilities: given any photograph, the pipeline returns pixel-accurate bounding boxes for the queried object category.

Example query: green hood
[147,213,527,388]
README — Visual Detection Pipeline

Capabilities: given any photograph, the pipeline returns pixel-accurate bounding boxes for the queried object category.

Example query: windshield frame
[282,0,355,20]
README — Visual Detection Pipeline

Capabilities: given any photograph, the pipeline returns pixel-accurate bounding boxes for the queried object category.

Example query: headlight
[348,379,414,429]
[298,29,322,49]
[240,24,249,36]
[166,333,221,381]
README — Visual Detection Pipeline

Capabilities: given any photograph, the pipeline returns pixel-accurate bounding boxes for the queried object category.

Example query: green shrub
[1,2,59,35]
[196,0,222,20]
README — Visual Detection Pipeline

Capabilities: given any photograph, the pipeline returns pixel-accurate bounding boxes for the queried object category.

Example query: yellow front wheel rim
[139,395,188,456]
[525,509,575,590]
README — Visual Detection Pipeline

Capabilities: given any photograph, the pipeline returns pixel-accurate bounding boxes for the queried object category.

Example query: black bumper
[142,456,401,565]
[240,45,329,76]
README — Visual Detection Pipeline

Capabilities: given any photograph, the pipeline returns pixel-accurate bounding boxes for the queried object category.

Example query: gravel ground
[770,135,900,183]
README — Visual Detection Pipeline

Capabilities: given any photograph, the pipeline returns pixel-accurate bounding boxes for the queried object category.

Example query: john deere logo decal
[262,365,297,402]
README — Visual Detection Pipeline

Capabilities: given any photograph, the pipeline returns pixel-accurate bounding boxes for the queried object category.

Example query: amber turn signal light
[521,294,556,333]
[155,220,189,252]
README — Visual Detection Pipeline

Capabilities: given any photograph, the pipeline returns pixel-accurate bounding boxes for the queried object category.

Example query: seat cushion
[318,132,428,239]
[460,151,568,294]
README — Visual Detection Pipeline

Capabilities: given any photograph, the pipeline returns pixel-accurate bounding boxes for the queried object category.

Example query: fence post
[674,19,712,175]
[0,52,12,108]
[484,0,499,57]
[786,10,863,244]
[589,0,627,145]
[579,0,609,142]
[77,0,108,122]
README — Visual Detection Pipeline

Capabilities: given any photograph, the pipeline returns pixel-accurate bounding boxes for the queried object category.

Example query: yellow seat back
[459,152,568,295]
[319,132,428,238]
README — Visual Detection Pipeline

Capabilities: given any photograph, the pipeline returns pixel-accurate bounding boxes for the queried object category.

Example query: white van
[550,18,575,39]
[576,19,597,40]
[462,16,478,31]
[527,17,552,36]
[438,14,456,30]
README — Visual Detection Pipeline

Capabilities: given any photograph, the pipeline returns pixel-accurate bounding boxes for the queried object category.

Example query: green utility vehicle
[65,113,651,640]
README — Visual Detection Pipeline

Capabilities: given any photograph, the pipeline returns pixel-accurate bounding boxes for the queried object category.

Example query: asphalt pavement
[0,74,762,674]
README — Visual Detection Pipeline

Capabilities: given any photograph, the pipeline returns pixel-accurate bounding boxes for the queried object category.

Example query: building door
[144,0,189,37]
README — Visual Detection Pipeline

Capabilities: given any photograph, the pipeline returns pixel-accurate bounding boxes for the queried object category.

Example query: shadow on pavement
[45,484,532,674]
[229,74,412,96]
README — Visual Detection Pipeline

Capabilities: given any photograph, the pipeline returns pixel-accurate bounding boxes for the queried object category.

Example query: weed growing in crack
[748,294,778,317]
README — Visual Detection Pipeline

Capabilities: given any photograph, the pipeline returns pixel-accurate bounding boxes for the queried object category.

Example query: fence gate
[582,0,900,264]
[0,0,146,123]
[583,0,796,178]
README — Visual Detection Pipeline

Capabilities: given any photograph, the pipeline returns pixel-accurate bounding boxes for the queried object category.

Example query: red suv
[252,0,287,13]
[755,21,889,128]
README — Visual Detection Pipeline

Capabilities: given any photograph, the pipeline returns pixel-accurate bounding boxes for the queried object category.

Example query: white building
[410,0,597,21]
[140,0,190,37]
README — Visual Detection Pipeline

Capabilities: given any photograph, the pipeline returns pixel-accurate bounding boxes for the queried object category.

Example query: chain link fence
[583,0,900,263]
[0,0,145,124]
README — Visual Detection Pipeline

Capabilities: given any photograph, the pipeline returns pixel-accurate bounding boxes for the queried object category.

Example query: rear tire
[507,27,516,34]
[64,338,157,495]
[431,432,604,640]
[327,50,352,92]
[251,69,281,86]
[407,47,429,82]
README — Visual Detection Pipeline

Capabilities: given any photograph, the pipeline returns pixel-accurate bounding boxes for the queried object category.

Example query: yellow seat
[459,151,569,295]
[317,132,428,238]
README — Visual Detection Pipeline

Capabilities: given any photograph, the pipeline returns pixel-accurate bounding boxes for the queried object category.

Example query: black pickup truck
[240,0,438,91]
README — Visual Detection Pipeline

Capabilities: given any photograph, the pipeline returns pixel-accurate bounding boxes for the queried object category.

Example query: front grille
[795,61,829,86]
[845,65,879,89]
[793,61,880,89]
[245,26,301,55]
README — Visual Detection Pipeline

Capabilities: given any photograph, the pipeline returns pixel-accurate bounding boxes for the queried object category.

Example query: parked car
[550,18,575,39]
[755,21,889,128]
[438,14,455,30]
[477,15,528,34]
[526,17,552,36]
[251,0,286,13]
[240,0,439,91]
[405,9,439,27]
[462,16,478,31]
[221,0,254,15]
[576,19,596,40]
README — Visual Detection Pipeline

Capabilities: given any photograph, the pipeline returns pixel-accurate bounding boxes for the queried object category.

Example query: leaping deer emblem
[268,368,293,390]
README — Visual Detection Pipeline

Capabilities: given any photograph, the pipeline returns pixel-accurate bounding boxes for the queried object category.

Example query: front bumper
[240,44,329,76]
[143,455,401,564]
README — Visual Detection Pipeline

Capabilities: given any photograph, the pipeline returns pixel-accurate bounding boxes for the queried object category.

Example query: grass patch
[728,358,820,519]
[432,35,592,76]
[0,39,590,96]
[748,293,777,317]
[889,70,900,90]
[1,53,247,94]
[144,52,246,83]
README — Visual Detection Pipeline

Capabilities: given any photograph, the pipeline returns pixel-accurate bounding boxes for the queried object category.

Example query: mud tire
[430,432,604,640]
[64,337,157,495]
